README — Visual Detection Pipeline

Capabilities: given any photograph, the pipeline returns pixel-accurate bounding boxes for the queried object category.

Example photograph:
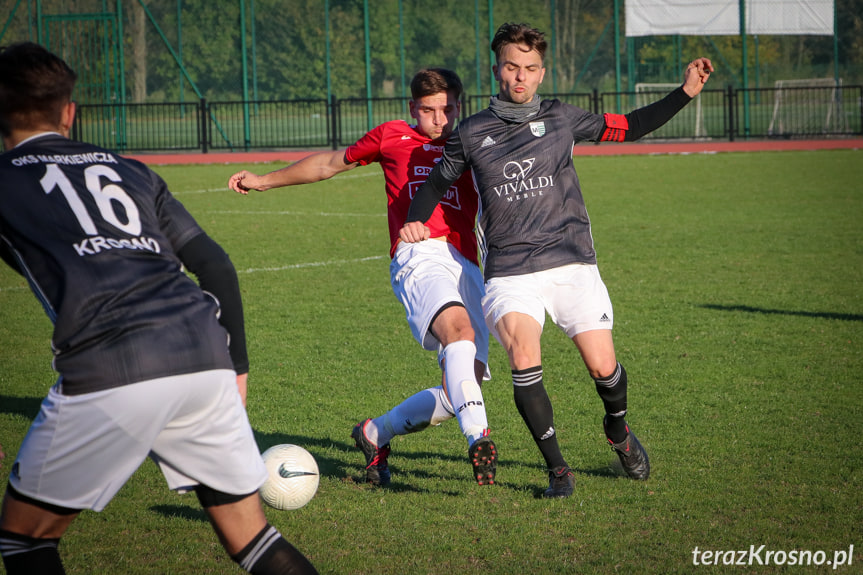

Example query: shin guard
[512,367,567,470]
[594,362,628,443]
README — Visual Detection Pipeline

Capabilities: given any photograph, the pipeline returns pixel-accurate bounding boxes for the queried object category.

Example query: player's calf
[0,529,64,575]
[231,524,318,575]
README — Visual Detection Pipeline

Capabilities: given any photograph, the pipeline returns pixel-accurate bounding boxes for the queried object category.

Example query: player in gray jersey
[0,43,316,574]
[402,23,713,497]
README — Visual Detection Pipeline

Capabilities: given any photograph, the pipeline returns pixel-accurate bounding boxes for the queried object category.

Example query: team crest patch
[529,121,546,137]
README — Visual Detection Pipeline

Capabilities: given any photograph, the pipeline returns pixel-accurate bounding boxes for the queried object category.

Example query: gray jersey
[438,99,605,279]
[0,134,234,395]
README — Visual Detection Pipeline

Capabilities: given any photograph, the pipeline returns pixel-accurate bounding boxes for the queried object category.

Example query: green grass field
[1,149,861,574]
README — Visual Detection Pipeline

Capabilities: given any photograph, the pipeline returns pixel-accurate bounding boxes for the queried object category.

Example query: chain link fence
[5,0,863,151]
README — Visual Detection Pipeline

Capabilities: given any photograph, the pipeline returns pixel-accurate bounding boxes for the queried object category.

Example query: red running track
[128,138,862,166]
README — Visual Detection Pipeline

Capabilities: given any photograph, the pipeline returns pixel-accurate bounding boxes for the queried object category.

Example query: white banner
[625,0,834,37]
[747,0,833,34]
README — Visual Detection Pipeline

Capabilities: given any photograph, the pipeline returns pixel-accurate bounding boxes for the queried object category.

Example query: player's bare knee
[440,325,475,346]
[588,362,617,380]
[431,302,474,345]
[583,353,618,379]
[454,325,476,344]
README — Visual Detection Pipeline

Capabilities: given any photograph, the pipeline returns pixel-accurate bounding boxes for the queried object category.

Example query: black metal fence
[72,84,863,154]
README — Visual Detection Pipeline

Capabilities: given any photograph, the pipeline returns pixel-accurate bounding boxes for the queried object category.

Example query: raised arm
[228,148,359,194]
[599,57,714,143]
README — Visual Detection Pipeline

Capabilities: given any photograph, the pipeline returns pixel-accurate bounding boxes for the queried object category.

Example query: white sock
[442,340,488,446]
[367,386,454,447]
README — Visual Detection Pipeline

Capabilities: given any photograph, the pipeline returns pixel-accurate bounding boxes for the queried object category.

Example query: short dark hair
[0,42,77,137]
[410,68,463,101]
[491,23,547,62]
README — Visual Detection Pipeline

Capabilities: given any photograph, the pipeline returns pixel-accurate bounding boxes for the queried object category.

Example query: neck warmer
[488,94,541,123]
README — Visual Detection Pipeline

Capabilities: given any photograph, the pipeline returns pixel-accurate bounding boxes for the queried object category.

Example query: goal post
[768,78,849,137]
[634,83,707,139]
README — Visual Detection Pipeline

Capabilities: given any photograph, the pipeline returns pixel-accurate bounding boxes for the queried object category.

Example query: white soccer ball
[259,444,320,510]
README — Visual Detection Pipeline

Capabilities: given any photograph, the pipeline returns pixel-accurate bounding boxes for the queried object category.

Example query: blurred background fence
[3,0,862,152]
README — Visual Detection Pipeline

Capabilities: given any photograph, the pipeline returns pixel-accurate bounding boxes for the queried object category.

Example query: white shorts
[10,369,267,512]
[390,239,489,367]
[483,263,614,341]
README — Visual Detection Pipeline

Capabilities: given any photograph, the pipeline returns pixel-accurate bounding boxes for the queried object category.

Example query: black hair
[0,42,77,137]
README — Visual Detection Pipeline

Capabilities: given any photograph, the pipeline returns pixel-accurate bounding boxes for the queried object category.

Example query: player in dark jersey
[401,23,713,498]
[228,69,496,487]
[0,42,317,574]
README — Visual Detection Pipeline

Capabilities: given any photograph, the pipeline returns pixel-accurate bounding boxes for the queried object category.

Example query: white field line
[215,207,385,270]
[1,255,387,291]
[237,255,385,274]
[0,194,386,290]
[207,210,384,217]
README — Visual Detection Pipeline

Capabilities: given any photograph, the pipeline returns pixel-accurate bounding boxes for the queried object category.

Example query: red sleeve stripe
[601,128,625,142]
[600,113,628,142]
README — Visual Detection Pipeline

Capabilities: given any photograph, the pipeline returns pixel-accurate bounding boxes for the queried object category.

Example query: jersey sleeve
[344,124,386,166]
[600,86,692,142]
[177,233,249,375]
[147,167,206,254]
[555,101,607,143]
[438,126,470,183]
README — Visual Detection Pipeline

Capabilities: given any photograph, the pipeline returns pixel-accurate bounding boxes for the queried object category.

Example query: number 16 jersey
[0,134,234,395]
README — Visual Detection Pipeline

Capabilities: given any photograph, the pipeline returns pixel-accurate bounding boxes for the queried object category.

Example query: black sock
[0,529,65,575]
[232,524,318,575]
[594,362,628,443]
[513,367,567,470]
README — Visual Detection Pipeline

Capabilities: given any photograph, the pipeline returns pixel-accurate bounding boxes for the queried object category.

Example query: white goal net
[768,78,849,136]
[635,83,707,139]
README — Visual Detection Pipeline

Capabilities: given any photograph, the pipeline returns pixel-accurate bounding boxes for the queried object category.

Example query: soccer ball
[259,444,320,510]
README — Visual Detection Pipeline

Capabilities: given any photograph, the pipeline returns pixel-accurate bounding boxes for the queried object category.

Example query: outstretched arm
[228,149,359,194]
[600,57,714,143]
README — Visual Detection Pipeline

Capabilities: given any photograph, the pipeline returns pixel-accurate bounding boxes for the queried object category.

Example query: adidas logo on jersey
[600,313,611,322]
[481,136,495,148]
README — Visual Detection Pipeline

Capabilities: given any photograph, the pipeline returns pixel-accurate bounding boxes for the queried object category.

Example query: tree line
[1,0,861,104]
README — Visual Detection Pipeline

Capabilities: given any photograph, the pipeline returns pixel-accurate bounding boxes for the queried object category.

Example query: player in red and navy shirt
[228,69,497,487]
[0,42,317,575]
[402,23,714,498]
[345,118,480,265]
